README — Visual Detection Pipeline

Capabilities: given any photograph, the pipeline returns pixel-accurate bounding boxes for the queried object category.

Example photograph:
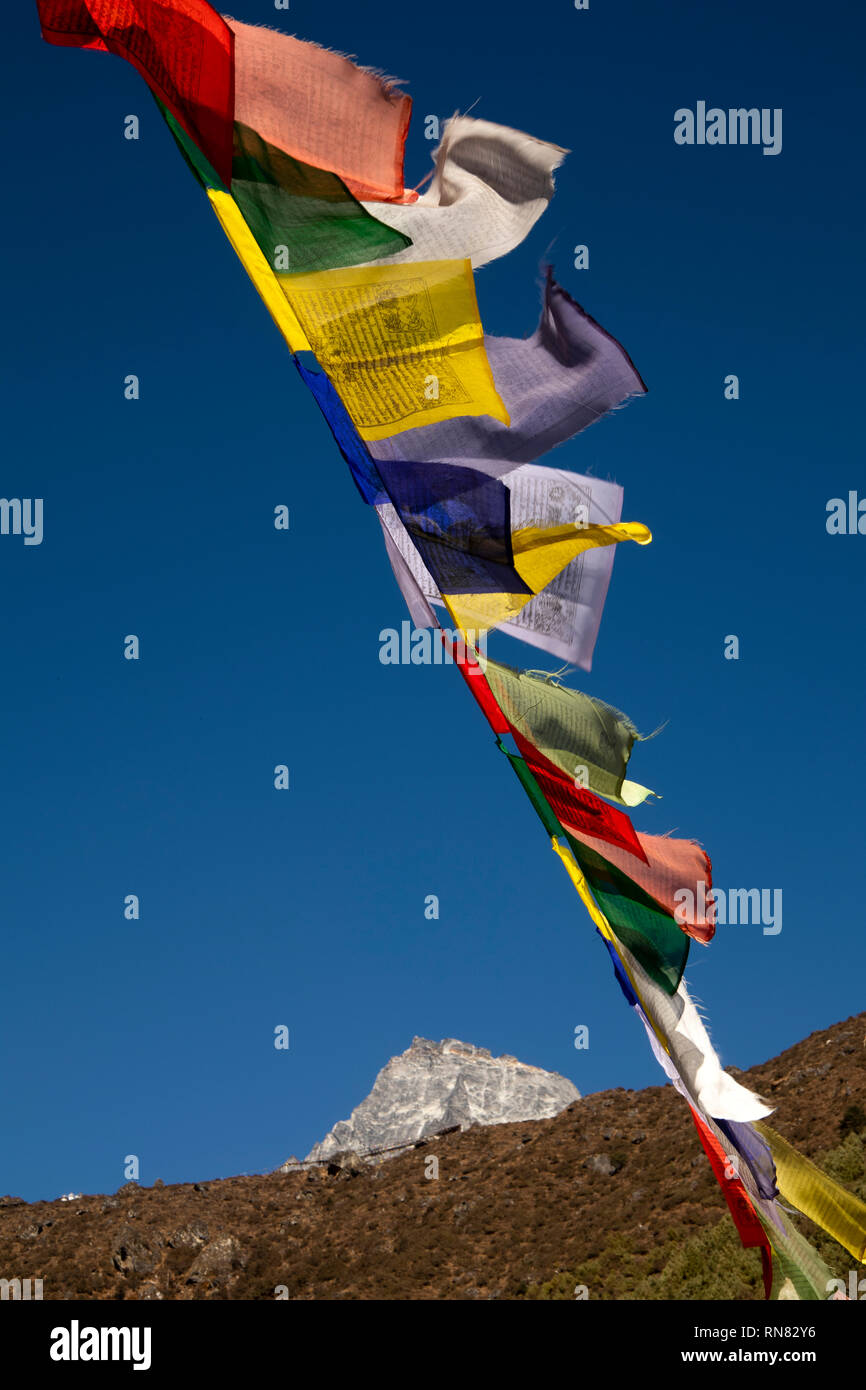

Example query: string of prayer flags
[38,3,860,1300]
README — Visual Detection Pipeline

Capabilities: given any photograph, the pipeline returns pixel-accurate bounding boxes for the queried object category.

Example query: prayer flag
[524,760,648,862]
[566,827,715,944]
[370,269,646,473]
[756,1122,866,1263]
[228,17,412,203]
[36,0,234,183]
[361,115,567,268]
[567,835,688,993]
[283,260,509,441]
[380,464,633,668]
[481,657,653,805]
[373,457,649,633]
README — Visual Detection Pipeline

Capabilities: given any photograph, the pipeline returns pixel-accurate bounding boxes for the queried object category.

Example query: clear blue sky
[2,0,864,1201]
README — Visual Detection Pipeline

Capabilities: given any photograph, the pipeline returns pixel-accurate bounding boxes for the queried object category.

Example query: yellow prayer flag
[280,259,509,441]
[755,1122,866,1263]
[512,520,652,592]
[442,520,651,634]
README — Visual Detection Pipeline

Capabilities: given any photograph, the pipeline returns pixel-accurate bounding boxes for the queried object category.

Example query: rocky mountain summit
[299,1036,580,1164]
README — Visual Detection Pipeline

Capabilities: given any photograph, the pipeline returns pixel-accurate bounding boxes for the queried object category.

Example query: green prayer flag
[159,105,411,273]
[498,740,686,994]
[567,835,689,994]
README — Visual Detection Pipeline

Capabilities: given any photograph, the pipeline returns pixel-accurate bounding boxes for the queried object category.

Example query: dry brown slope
[1,1011,863,1300]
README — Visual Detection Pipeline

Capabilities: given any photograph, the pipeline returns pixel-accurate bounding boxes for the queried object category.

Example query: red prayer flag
[525,756,648,863]
[36,0,234,185]
[690,1107,773,1297]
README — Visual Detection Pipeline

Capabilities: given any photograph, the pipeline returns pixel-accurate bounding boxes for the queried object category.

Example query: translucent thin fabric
[361,115,567,269]
[481,657,649,805]
[755,1122,866,1263]
[566,826,716,944]
[282,259,509,440]
[227,17,413,203]
[36,0,235,182]
[160,105,411,274]
[381,464,631,669]
[370,269,646,474]
[570,836,689,994]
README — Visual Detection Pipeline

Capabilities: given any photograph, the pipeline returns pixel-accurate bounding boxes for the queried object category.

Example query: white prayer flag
[377,463,624,670]
[362,116,567,269]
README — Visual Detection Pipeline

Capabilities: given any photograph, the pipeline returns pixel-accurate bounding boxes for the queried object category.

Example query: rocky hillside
[298,1036,580,1165]
[0,1013,863,1300]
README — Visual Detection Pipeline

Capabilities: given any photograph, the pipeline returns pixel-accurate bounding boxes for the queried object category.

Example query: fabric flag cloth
[207,189,311,353]
[36,0,235,183]
[689,1107,773,1295]
[229,122,410,273]
[564,869,771,1123]
[715,1118,779,1201]
[299,272,645,500]
[380,463,633,669]
[295,355,391,503]
[550,838,671,1041]
[161,102,411,276]
[227,18,413,204]
[293,365,647,658]
[369,269,646,474]
[565,835,688,994]
[627,941,775,1136]
[443,635,511,731]
[283,260,509,441]
[566,826,715,944]
[746,1171,842,1301]
[755,1123,866,1263]
[520,757,648,862]
[617,936,774,1123]
[759,1214,839,1301]
[495,750,686,995]
[361,115,567,269]
[371,457,650,634]
[480,657,653,805]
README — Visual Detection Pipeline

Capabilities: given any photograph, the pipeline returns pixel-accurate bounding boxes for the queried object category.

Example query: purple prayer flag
[370,268,646,476]
[716,1119,779,1200]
